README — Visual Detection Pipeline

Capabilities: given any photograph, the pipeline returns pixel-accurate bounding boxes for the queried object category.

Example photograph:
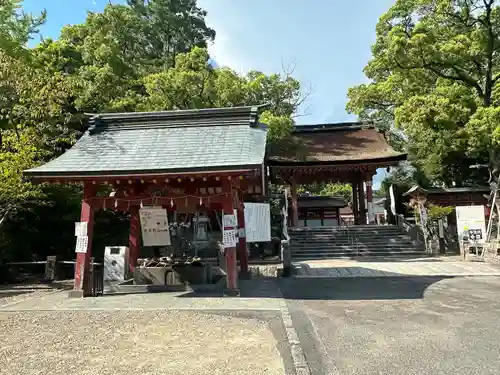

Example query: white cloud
[206,28,252,75]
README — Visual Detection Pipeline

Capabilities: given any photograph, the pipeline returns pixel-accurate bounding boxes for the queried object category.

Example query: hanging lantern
[114,199,118,208]
[140,200,144,209]
[170,198,174,207]
[199,197,203,206]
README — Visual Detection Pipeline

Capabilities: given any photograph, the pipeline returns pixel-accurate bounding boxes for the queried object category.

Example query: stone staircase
[289,225,426,260]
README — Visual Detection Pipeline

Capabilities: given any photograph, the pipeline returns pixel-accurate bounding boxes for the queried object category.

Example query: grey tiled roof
[25,106,268,178]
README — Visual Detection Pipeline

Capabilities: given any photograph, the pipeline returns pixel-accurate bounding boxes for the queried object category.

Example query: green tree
[0,0,306,263]
[298,183,353,203]
[347,0,500,186]
[0,0,45,58]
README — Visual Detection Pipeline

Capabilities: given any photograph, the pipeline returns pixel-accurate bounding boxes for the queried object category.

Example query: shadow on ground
[177,274,453,301]
[276,276,453,300]
[0,290,33,299]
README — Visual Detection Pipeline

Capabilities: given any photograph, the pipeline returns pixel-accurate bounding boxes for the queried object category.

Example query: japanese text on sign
[75,222,88,237]
[75,236,89,253]
[222,214,238,248]
[139,207,171,246]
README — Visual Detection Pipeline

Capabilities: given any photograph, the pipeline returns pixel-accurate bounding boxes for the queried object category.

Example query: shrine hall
[24,105,405,296]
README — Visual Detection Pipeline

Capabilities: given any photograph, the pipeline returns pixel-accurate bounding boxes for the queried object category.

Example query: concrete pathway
[294,259,500,278]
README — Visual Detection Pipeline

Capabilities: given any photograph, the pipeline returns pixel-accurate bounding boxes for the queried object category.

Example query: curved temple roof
[267,122,406,165]
[24,105,269,179]
[24,109,407,181]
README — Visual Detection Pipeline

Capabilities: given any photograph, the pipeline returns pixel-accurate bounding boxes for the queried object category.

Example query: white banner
[244,202,271,243]
[139,207,171,247]
[389,185,396,216]
[419,203,428,237]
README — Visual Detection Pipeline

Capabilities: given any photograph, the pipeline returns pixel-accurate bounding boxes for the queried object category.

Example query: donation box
[104,246,130,283]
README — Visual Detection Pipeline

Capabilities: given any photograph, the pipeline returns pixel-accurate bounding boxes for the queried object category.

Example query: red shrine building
[24,106,405,297]
[268,123,406,226]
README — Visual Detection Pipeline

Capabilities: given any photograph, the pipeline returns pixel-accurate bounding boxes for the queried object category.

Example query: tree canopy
[348,0,500,187]
[0,0,306,262]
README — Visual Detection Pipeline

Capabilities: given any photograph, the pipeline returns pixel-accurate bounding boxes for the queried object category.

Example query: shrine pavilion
[268,123,406,226]
[24,105,406,297]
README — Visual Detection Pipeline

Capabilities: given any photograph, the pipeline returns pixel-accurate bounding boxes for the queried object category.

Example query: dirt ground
[0,309,285,375]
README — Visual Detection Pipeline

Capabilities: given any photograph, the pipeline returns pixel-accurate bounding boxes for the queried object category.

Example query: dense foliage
[348,0,500,187]
[0,0,305,262]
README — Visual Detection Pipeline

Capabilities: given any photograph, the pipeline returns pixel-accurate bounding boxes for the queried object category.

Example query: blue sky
[22,0,397,188]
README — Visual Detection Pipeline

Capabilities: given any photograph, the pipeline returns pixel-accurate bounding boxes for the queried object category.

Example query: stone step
[290,232,405,237]
[290,225,397,230]
[290,239,413,246]
[291,245,418,254]
[291,237,415,243]
[292,251,426,260]
[289,230,401,235]
[292,247,418,253]
[291,228,401,232]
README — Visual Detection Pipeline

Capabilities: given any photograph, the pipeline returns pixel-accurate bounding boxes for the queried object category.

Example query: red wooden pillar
[290,179,299,227]
[128,208,141,273]
[236,199,249,275]
[69,183,95,298]
[365,179,375,224]
[222,180,239,296]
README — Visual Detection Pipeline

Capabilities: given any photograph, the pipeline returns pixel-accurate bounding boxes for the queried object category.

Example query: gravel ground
[0,310,284,375]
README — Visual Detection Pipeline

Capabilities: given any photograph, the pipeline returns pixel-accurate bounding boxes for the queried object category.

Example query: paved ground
[0,280,294,375]
[278,275,500,375]
[295,258,500,277]
[3,262,500,375]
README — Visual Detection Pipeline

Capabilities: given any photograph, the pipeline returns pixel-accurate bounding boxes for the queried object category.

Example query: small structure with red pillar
[24,106,268,297]
[268,123,406,226]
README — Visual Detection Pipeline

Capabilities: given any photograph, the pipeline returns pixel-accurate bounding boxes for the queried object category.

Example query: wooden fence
[4,257,103,297]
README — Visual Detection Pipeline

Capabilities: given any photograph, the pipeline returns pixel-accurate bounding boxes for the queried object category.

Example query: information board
[74,222,88,237]
[244,202,271,243]
[456,205,486,244]
[222,214,238,248]
[139,207,171,246]
[75,235,89,253]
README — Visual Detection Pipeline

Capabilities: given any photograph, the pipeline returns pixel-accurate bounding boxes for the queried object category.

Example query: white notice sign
[75,222,88,237]
[75,236,89,253]
[222,214,238,248]
[456,205,486,244]
[244,203,271,243]
[139,207,171,247]
[223,214,237,228]
[223,229,238,248]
